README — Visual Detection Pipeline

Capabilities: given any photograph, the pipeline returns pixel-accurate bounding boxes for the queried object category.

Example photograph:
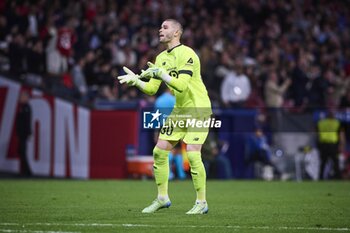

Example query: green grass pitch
[0,180,349,233]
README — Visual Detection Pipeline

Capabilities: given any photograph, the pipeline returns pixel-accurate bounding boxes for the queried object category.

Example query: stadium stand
[1,0,350,179]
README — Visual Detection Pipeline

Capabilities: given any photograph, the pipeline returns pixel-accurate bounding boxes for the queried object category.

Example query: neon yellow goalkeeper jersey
[147,44,212,117]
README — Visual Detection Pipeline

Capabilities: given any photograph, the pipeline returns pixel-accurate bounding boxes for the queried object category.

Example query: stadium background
[0,0,350,180]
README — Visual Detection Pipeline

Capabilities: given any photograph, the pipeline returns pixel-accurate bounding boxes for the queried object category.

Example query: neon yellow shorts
[158,116,210,145]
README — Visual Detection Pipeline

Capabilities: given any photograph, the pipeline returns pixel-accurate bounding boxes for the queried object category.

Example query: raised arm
[117,66,162,96]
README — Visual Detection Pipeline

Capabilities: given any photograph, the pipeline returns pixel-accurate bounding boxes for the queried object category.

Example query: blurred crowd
[1,0,350,110]
[2,0,350,180]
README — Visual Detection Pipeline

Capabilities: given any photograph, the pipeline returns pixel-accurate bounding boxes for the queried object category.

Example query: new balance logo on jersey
[162,62,166,66]
[193,137,200,141]
[187,58,193,64]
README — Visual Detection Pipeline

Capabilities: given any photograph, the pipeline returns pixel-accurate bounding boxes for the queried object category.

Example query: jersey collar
[167,43,182,53]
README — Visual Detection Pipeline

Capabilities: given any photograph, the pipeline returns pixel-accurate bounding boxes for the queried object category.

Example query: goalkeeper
[117,19,212,214]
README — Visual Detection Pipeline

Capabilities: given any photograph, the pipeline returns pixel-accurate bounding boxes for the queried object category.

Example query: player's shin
[153,146,170,200]
[187,151,206,202]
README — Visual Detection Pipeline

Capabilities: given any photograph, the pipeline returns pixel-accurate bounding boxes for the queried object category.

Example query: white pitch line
[0,229,79,233]
[120,224,350,231]
[0,223,349,232]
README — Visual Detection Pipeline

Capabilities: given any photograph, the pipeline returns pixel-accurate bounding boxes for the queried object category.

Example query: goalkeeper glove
[141,62,167,79]
[117,66,141,86]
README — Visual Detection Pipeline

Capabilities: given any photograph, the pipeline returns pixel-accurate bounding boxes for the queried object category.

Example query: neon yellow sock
[187,151,206,201]
[153,146,170,197]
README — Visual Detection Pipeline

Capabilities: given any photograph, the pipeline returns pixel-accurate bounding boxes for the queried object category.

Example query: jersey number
[160,126,174,136]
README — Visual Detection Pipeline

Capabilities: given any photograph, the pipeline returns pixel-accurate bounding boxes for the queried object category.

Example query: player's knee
[187,144,202,151]
[156,139,173,150]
